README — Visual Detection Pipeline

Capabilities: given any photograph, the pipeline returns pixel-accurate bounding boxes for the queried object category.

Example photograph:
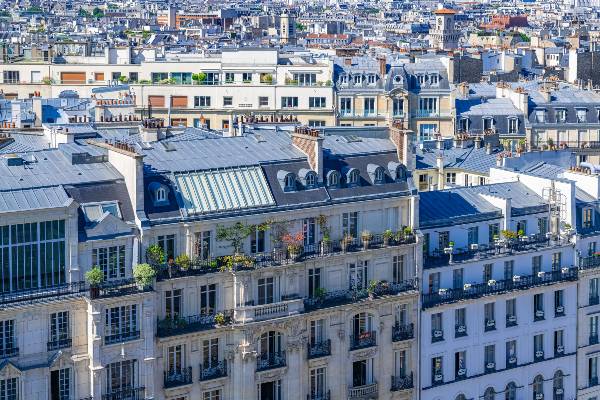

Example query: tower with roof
[429,8,460,51]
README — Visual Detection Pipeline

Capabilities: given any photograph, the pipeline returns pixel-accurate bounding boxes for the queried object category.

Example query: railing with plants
[422,267,578,309]
[157,310,233,337]
[101,387,145,400]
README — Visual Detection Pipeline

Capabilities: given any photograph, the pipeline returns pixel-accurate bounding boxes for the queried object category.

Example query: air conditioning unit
[535,393,544,400]
[487,279,497,286]
[537,271,546,278]
[434,373,443,382]
[507,315,517,323]
[535,350,544,358]
[513,275,521,282]
[556,306,564,313]
[556,345,564,353]
[463,283,472,290]
[456,325,466,333]
[486,362,495,370]
[486,319,495,327]
[535,310,545,318]
[561,267,569,274]
[433,329,443,338]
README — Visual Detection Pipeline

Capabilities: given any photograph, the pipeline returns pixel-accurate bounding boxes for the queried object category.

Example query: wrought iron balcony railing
[164,367,192,388]
[391,373,414,391]
[308,339,331,359]
[0,346,18,358]
[156,311,233,338]
[104,330,140,345]
[392,323,414,342]
[256,351,286,371]
[200,360,227,381]
[47,337,72,351]
[350,331,376,351]
[101,387,145,400]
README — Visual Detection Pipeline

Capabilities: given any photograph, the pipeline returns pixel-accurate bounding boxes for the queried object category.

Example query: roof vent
[343,135,363,143]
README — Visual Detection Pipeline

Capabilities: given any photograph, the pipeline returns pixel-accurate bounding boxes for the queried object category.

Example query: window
[2,71,19,84]
[418,97,438,114]
[224,72,234,83]
[129,72,138,82]
[0,320,15,357]
[555,290,564,315]
[445,172,456,185]
[488,223,500,242]
[165,289,182,319]
[504,260,514,280]
[92,246,126,280]
[0,378,18,400]
[506,299,516,325]
[467,227,478,247]
[484,302,495,330]
[157,234,176,261]
[202,337,219,368]
[194,231,212,260]
[590,356,598,386]
[167,344,185,376]
[0,220,66,292]
[393,98,404,117]
[342,212,358,238]
[429,272,440,293]
[309,97,326,108]
[50,368,69,400]
[506,340,517,366]
[507,118,518,134]
[454,350,466,378]
[293,73,316,86]
[578,108,588,123]
[308,120,325,127]
[538,217,548,235]
[431,312,443,341]
[105,305,138,343]
[419,124,437,141]
[204,389,221,400]
[151,72,168,83]
[584,208,594,228]
[49,311,70,347]
[170,72,190,84]
[303,218,316,246]
[591,316,599,343]
[200,284,216,315]
[284,174,295,191]
[305,173,317,188]
[534,293,545,320]
[534,334,544,359]
[554,330,564,355]
[259,97,268,107]
[242,72,252,83]
[532,255,542,275]
[552,252,562,271]
[455,308,466,335]
[432,356,443,384]
[155,187,167,203]
[533,375,544,398]
[484,345,495,371]
[308,268,321,298]
[258,277,274,305]
[556,109,567,123]
[310,367,327,399]
[535,109,546,123]
[453,268,463,289]
[223,96,233,107]
[327,171,340,187]
[281,97,298,108]
[592,278,600,305]
[349,261,368,290]
[251,226,265,254]
[483,264,493,282]
[106,360,137,393]
[374,167,385,183]
[393,255,405,283]
[194,96,211,108]
[340,97,352,115]
[438,232,449,252]
[363,98,375,115]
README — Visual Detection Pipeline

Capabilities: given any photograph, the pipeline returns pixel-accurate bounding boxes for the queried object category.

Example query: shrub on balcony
[175,254,191,270]
[146,244,165,267]
[85,266,104,286]
[133,263,156,288]
[216,222,256,254]
[214,312,226,326]
[192,72,206,84]
[219,254,253,272]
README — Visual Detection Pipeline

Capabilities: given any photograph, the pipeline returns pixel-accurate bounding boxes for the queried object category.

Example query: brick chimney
[389,120,416,171]
[378,56,387,77]
[291,126,324,182]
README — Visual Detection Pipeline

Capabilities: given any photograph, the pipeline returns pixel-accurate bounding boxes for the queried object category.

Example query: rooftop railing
[422,267,578,309]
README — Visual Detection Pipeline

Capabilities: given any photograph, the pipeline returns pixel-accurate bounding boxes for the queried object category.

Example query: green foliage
[133,263,156,286]
[314,287,327,299]
[146,244,165,266]
[175,254,191,270]
[502,230,518,240]
[214,312,226,325]
[219,254,253,272]
[216,222,255,254]
[118,75,129,83]
[92,7,104,18]
[518,33,530,42]
[295,22,305,31]
[85,266,104,286]
[192,72,206,83]
[383,229,394,240]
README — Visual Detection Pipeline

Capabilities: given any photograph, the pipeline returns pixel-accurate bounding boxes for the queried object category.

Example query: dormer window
[417,74,426,85]
[305,172,316,188]
[82,201,122,223]
[555,108,567,123]
[284,174,296,191]
[577,108,587,123]
[368,74,376,84]
[353,75,362,84]
[396,166,407,182]
[459,117,470,132]
[327,170,340,188]
[508,117,519,134]
[149,182,170,206]
[347,169,359,186]
[430,74,439,85]
[375,168,385,184]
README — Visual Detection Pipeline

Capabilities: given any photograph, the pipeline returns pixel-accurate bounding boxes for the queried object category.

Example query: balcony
[308,339,331,359]
[156,311,233,338]
[455,368,467,380]
[534,310,545,321]
[431,329,444,343]
[534,350,545,362]
[391,373,413,391]
[200,360,227,381]
[156,233,416,281]
[164,367,192,388]
[348,383,378,399]
[422,268,578,309]
[256,351,286,371]
[455,324,467,338]
[0,281,86,307]
[555,345,565,356]
[350,331,376,351]
[392,323,414,342]
[424,235,566,269]
[47,338,72,351]
[234,298,304,323]
[0,347,18,358]
[307,390,330,400]
[104,330,140,345]
[93,279,152,299]
[580,255,600,270]
[432,372,444,386]
[101,387,145,400]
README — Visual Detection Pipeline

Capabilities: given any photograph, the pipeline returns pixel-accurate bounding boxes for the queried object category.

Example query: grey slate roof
[0,185,71,214]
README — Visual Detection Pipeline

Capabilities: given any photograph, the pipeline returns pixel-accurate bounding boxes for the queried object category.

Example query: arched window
[483,387,495,400]
[347,169,359,186]
[351,312,374,347]
[284,174,295,191]
[305,172,316,188]
[257,331,283,370]
[156,187,167,202]
[505,382,516,400]
[553,370,564,397]
[327,171,339,188]
[396,166,407,181]
[533,375,544,398]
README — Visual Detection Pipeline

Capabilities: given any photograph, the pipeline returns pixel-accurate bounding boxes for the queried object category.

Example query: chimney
[436,137,445,150]
[224,113,236,137]
[378,56,387,77]
[436,153,445,190]
[457,82,469,98]
[539,86,552,102]
[389,121,416,171]
[140,118,166,142]
[474,136,483,149]
[291,126,324,182]
[32,96,42,127]
[487,143,493,155]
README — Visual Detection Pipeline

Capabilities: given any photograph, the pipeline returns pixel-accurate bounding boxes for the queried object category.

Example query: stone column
[141,295,156,399]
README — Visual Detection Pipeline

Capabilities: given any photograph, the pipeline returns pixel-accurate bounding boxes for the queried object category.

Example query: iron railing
[156,311,233,338]
[104,330,140,345]
[101,387,145,400]
[47,337,72,351]
[392,323,414,342]
[391,373,414,391]
[163,367,192,388]
[256,351,286,371]
[308,339,331,359]
[200,360,227,381]
[350,331,376,351]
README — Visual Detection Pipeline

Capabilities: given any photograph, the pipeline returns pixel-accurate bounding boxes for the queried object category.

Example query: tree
[295,22,305,32]
[92,7,104,18]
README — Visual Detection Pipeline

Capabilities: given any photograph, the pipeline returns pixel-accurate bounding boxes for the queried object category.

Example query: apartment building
[0,121,419,400]
[0,48,335,128]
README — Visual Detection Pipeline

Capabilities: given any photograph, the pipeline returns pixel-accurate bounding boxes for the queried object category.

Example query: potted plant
[317,215,331,255]
[175,254,191,271]
[282,232,304,260]
[192,72,207,84]
[214,312,226,326]
[314,287,327,302]
[383,229,394,246]
[146,244,165,268]
[361,230,373,250]
[85,266,104,299]
[341,234,354,252]
[367,280,380,299]
[403,226,413,240]
[133,263,156,290]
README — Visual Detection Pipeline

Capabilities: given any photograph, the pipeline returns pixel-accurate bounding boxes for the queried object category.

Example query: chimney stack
[291,126,324,182]
[378,56,387,77]
[389,120,416,171]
